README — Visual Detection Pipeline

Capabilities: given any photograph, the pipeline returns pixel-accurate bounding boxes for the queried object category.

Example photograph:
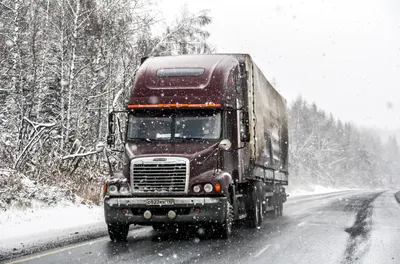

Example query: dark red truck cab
[103,54,289,241]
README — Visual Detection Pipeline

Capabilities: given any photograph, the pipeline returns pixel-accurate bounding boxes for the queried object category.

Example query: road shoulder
[0,222,141,262]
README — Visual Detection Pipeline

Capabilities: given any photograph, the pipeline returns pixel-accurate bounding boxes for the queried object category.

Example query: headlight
[119,185,131,195]
[108,185,118,195]
[193,185,201,193]
[204,183,213,193]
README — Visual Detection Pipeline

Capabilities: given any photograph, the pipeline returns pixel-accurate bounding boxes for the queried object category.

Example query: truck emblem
[153,158,167,161]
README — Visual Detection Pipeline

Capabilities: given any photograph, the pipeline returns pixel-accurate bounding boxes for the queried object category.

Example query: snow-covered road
[2,190,400,264]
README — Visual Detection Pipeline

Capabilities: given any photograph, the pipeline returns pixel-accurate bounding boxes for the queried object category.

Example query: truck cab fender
[216,172,234,197]
[191,170,233,197]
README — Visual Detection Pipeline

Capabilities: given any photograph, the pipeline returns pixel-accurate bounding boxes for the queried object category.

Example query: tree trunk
[65,0,81,148]
[60,0,66,150]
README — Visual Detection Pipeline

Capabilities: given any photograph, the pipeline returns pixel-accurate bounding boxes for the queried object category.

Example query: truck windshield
[127,111,222,141]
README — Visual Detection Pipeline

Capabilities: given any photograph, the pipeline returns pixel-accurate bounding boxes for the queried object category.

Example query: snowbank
[0,202,104,240]
[0,170,105,240]
[0,170,78,210]
[287,185,351,197]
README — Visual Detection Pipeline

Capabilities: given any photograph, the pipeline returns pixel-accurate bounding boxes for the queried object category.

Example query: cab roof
[128,54,240,108]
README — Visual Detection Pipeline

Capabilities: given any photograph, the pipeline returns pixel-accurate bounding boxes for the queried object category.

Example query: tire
[216,201,233,239]
[259,197,264,221]
[108,223,129,242]
[278,201,283,217]
[272,196,283,218]
[247,183,262,228]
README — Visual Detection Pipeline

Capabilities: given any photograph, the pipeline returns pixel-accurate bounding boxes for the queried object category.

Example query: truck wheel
[278,202,283,217]
[247,184,262,228]
[108,223,129,242]
[216,201,233,239]
[259,198,265,220]
[273,199,283,218]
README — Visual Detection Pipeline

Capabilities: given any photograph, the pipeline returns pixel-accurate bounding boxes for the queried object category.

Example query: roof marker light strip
[127,103,221,109]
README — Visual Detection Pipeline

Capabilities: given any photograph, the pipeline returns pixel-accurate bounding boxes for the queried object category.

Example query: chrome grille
[131,157,189,193]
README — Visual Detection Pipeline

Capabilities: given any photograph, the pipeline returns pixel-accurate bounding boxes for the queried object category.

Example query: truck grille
[130,157,189,193]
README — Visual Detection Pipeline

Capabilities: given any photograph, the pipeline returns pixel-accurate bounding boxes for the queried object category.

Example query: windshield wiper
[173,137,205,140]
[128,138,153,142]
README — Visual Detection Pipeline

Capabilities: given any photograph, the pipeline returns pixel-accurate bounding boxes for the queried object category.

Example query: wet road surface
[3,190,400,264]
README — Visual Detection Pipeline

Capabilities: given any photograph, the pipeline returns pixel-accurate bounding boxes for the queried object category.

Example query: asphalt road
[3,190,400,264]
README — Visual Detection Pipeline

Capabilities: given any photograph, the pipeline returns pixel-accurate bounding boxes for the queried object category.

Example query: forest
[0,0,398,210]
[289,96,400,190]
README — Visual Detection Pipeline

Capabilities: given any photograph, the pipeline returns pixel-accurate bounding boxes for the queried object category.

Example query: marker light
[128,103,221,109]
[215,183,221,193]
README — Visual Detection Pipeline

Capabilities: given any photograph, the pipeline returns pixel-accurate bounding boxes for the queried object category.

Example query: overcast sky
[157,0,400,130]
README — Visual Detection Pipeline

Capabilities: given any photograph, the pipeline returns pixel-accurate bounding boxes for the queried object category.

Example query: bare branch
[0,32,14,41]
[150,24,186,56]
[77,8,97,29]
[0,2,13,11]
[88,82,119,99]
[62,149,100,160]
[72,62,90,80]
[14,125,56,169]
[66,0,76,17]
[112,70,136,108]
[23,117,56,129]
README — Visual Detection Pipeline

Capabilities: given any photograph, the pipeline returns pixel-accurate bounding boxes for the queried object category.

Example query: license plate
[146,199,175,206]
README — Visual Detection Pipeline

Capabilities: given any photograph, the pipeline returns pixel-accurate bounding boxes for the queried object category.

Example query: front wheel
[215,201,233,239]
[108,223,129,242]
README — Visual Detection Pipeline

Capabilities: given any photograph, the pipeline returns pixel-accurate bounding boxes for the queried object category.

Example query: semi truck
[103,54,289,241]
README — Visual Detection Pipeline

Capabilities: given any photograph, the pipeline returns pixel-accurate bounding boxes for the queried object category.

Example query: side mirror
[107,112,115,148]
[219,139,232,151]
[241,111,250,142]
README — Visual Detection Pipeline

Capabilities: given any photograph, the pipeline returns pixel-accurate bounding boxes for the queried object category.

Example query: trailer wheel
[108,223,129,242]
[278,201,283,217]
[273,197,283,218]
[259,197,265,220]
[247,183,262,228]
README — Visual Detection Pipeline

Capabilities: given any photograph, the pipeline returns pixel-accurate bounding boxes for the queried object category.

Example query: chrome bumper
[104,197,227,225]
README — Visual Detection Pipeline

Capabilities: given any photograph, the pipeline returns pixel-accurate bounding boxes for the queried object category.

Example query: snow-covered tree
[288,96,392,189]
[0,1,214,206]
[152,5,213,56]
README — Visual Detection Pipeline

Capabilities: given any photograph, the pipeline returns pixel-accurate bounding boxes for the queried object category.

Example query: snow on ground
[0,201,104,240]
[0,178,360,241]
[0,184,350,240]
[0,172,105,241]
[287,185,354,197]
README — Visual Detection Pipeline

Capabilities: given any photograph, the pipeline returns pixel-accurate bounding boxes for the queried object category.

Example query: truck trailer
[103,54,289,241]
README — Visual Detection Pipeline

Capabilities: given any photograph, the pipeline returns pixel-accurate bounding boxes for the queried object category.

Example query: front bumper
[104,197,228,225]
